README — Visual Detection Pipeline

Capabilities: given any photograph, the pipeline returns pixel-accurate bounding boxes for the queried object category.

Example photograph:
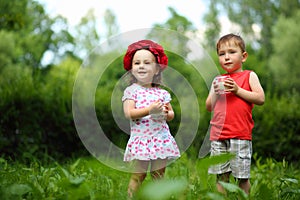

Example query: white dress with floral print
[122,83,180,161]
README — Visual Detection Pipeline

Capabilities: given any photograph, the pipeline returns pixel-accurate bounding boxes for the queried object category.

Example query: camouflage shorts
[208,139,252,179]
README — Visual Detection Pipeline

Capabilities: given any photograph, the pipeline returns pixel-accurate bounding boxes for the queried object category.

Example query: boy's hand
[224,78,239,94]
[213,79,226,95]
[213,77,239,94]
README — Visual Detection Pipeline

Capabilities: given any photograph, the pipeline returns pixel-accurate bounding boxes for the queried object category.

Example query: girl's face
[131,49,159,87]
[218,42,248,73]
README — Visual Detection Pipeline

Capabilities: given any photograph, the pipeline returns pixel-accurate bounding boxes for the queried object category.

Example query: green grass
[0,154,299,200]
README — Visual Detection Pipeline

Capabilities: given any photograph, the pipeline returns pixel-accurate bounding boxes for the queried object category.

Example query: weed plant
[0,154,299,199]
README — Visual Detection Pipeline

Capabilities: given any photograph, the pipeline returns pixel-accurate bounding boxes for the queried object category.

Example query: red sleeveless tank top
[210,70,254,140]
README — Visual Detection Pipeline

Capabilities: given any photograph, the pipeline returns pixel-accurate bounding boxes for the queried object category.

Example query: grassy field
[0,153,299,200]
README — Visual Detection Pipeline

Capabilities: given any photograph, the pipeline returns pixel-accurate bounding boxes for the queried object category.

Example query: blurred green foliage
[0,0,299,166]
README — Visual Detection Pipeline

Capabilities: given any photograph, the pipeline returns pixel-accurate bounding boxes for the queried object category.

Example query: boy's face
[217,41,248,73]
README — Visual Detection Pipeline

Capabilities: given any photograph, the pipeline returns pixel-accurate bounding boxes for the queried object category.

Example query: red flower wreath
[123,40,168,71]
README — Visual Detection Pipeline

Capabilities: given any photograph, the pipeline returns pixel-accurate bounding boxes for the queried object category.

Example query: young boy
[206,33,265,194]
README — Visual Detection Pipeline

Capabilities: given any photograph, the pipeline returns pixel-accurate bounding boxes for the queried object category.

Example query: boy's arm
[233,72,265,105]
[206,83,218,112]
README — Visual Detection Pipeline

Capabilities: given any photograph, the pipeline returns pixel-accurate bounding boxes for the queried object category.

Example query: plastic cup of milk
[215,75,229,94]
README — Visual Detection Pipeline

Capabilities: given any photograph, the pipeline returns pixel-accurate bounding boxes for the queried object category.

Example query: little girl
[122,40,180,197]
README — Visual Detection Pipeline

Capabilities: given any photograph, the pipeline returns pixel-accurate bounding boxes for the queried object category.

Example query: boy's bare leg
[216,172,230,194]
[238,178,251,194]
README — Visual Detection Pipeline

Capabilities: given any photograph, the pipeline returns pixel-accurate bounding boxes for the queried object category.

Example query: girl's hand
[161,104,169,119]
[149,100,164,114]
[149,101,170,121]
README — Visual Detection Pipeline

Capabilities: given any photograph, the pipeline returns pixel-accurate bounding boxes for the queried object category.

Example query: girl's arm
[123,99,163,120]
[226,71,265,105]
[164,102,175,121]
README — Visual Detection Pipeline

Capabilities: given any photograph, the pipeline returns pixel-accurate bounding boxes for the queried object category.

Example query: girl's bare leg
[150,159,167,180]
[127,160,149,198]
[127,173,146,198]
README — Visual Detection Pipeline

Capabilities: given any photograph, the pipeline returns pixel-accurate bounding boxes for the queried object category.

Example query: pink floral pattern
[122,84,180,161]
